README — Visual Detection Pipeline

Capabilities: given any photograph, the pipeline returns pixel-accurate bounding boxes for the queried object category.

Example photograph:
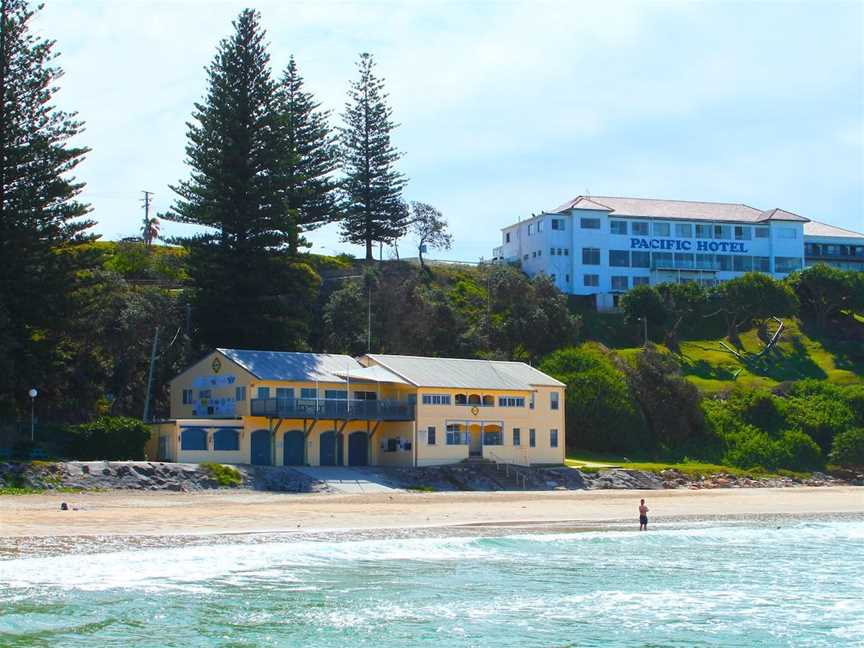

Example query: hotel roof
[551,195,810,224]
[218,349,362,382]
[364,354,565,390]
[803,220,864,239]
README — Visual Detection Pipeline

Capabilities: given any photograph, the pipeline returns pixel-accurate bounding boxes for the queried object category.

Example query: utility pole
[643,316,648,348]
[141,190,154,244]
[143,326,160,423]
[367,284,372,353]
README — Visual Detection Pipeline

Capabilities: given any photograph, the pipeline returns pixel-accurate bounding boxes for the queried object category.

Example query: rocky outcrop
[657,468,856,489]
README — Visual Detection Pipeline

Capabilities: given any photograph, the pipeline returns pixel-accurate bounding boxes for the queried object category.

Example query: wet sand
[1,487,862,538]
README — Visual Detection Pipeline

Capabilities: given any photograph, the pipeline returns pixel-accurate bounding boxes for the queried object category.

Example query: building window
[733,255,753,272]
[483,429,503,446]
[256,387,270,400]
[422,394,451,405]
[611,276,628,291]
[455,393,467,405]
[609,250,630,267]
[523,254,529,261]
[550,247,556,256]
[324,390,347,399]
[550,429,559,448]
[754,227,769,239]
[564,248,569,256]
[427,426,436,445]
[695,224,712,239]
[777,228,797,239]
[354,391,377,400]
[717,255,732,271]
[674,253,694,269]
[714,224,731,239]
[301,387,318,399]
[735,226,752,240]
[180,428,207,451]
[532,251,536,258]
[775,257,802,273]
[536,220,544,233]
[582,247,600,265]
[482,395,495,407]
[580,218,601,229]
[610,220,628,235]
[498,396,525,407]
[565,274,570,283]
[551,273,556,281]
[468,394,482,406]
[529,429,536,448]
[276,387,294,400]
[550,392,559,410]
[583,274,599,287]
[235,386,246,402]
[632,222,649,236]
[631,251,650,268]
[537,250,542,257]
[213,428,240,451]
[633,276,650,286]
[528,224,533,236]
[513,428,521,446]
[753,256,771,272]
[551,218,565,230]
[505,232,511,243]
[675,223,693,238]
[182,389,193,404]
[199,389,212,399]
[446,424,466,445]
[653,222,670,237]
[652,252,673,268]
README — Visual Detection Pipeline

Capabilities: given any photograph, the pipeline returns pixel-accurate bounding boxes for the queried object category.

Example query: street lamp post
[28,388,38,441]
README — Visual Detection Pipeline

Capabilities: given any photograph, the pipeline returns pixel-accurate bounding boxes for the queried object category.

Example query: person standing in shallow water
[639,499,649,531]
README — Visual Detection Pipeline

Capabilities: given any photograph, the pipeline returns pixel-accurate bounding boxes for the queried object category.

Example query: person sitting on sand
[639,499,649,531]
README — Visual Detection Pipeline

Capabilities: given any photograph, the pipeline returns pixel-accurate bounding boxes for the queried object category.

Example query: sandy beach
[1,487,861,538]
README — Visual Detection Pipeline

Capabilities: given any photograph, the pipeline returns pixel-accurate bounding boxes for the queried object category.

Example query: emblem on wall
[212,357,222,373]
[470,406,480,416]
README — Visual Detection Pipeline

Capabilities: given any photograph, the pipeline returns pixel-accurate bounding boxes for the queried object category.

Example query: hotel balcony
[250,397,415,421]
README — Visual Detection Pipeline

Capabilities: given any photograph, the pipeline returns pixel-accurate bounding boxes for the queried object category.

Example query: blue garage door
[319,431,343,466]
[251,429,271,465]
[283,430,305,465]
[348,431,368,466]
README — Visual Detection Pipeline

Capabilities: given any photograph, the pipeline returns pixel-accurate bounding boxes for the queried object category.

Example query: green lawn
[565,453,809,479]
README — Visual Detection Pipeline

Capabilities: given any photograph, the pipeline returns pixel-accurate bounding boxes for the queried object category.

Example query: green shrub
[722,426,821,472]
[64,416,151,460]
[829,428,864,468]
[201,462,243,487]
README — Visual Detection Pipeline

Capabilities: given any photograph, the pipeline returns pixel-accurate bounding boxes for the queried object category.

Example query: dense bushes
[64,416,151,460]
[830,428,864,468]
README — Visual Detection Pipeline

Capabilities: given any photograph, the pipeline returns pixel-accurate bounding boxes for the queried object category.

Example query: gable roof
[363,354,565,390]
[217,349,361,382]
[552,195,810,224]
[803,220,864,239]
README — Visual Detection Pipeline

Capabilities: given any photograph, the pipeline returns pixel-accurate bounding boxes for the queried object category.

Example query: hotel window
[695,253,715,269]
[611,276,628,291]
[565,274,570,283]
[652,252,673,268]
[753,256,771,272]
[610,220,628,235]
[550,247,556,256]
[584,274,599,287]
[777,228,797,239]
[422,394,451,405]
[733,255,753,272]
[235,386,246,401]
[674,253,694,269]
[528,224,533,236]
[427,426,436,445]
[523,254,529,261]
[483,429,503,446]
[532,251,536,258]
[633,276,650,286]
[276,387,294,400]
[498,396,525,407]
[631,251,650,268]
[529,429,536,448]
[455,393,467,405]
[182,389,193,404]
[180,428,207,451]
[300,387,318,399]
[675,223,693,238]
[564,248,569,256]
[505,232,511,243]
[713,225,731,239]
[550,429,559,448]
[482,395,495,407]
[324,389,347,399]
[199,389,212,399]
[536,220,543,233]
[550,392,559,410]
[468,394,482,406]
[582,247,600,265]
[513,428,521,446]
[555,218,566,230]
[580,218,601,229]
[256,387,269,400]
[354,391,377,400]
[735,226,752,240]
[775,257,802,273]
[632,222,649,236]
[609,250,630,267]
[213,428,240,451]
[653,222,670,237]
[695,224,712,239]
[717,255,733,271]
[754,227,770,239]
[537,250,542,257]
[446,424,466,445]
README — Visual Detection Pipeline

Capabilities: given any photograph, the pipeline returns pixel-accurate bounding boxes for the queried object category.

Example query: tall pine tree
[275,56,339,255]
[165,9,319,351]
[0,0,94,417]
[339,53,407,261]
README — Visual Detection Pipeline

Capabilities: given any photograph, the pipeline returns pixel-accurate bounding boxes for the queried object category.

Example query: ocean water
[1,516,863,647]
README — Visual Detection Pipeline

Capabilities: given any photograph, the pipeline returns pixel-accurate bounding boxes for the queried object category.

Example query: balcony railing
[250,397,415,421]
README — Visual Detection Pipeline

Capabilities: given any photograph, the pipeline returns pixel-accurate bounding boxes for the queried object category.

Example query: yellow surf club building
[152,350,566,468]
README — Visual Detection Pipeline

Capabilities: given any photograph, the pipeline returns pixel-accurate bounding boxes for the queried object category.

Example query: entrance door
[320,431,343,466]
[469,426,482,456]
[283,430,305,465]
[348,431,368,466]
[251,429,271,465]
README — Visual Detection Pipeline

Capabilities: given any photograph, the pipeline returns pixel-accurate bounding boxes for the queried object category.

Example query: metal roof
[218,349,361,382]
[333,364,410,384]
[363,354,565,390]
[804,220,864,240]
[552,195,810,224]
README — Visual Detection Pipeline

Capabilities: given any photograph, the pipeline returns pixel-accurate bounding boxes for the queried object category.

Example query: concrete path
[291,467,403,493]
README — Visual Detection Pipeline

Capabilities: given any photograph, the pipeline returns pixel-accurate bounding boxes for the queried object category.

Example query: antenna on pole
[141,190,155,244]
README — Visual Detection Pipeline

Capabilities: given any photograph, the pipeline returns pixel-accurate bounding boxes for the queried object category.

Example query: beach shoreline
[1,486,861,540]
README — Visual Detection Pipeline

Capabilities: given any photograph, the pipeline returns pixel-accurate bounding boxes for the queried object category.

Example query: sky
[32,0,864,261]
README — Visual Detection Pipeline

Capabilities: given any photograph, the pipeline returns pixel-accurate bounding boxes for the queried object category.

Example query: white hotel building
[492,195,864,310]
